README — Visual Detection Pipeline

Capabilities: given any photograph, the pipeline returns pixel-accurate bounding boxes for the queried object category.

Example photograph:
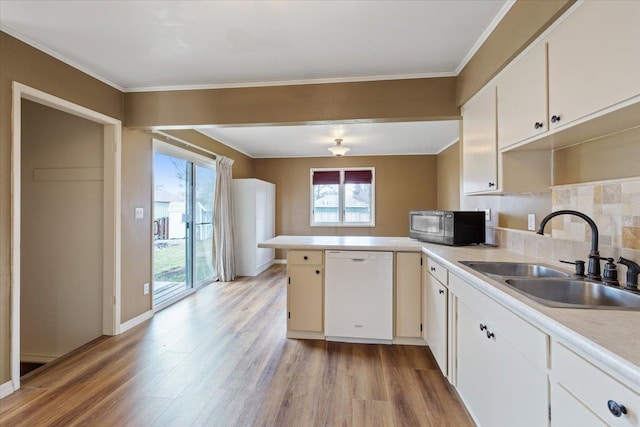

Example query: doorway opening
[10,82,121,395]
[152,140,216,310]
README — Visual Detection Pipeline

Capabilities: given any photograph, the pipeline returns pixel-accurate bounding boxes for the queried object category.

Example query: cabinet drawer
[288,250,323,265]
[426,257,448,285]
[553,343,639,426]
[451,274,548,370]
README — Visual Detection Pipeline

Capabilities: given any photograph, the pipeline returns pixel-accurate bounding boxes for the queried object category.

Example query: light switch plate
[528,214,536,231]
[143,283,149,295]
[135,207,144,219]
[484,208,491,221]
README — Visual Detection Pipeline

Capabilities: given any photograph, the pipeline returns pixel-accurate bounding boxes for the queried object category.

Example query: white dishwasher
[324,250,393,343]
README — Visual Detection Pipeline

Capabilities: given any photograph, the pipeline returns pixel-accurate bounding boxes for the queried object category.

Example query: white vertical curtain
[214,156,236,281]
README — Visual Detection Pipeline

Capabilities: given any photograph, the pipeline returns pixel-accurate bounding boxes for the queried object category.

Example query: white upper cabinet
[462,85,498,194]
[497,42,548,149]
[547,0,640,130]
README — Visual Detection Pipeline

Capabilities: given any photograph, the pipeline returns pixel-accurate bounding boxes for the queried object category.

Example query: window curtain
[214,156,236,281]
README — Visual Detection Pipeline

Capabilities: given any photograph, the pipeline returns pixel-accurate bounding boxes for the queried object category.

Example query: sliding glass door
[153,142,216,309]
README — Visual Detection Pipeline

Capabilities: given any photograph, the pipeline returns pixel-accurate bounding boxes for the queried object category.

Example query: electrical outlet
[484,208,491,221]
[135,207,144,219]
[143,283,149,295]
[528,214,536,231]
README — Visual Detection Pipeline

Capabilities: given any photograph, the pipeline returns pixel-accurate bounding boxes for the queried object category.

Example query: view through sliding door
[153,143,216,309]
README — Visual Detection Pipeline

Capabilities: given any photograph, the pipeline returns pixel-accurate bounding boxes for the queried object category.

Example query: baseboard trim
[392,337,428,346]
[120,310,153,333]
[326,336,393,345]
[274,259,287,264]
[0,380,15,399]
[286,330,325,340]
[20,353,59,363]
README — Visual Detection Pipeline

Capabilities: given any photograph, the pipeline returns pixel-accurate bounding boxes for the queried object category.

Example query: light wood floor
[0,265,473,427]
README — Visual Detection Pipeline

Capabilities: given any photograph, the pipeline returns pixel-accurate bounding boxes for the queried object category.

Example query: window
[310,167,375,227]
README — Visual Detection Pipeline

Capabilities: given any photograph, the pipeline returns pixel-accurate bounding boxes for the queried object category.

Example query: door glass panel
[153,152,190,307]
[194,165,216,285]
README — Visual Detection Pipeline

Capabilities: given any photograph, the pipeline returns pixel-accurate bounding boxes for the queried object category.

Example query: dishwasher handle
[350,258,367,262]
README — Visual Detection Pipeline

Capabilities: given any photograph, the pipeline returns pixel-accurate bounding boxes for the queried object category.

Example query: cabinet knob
[534,121,544,129]
[303,256,308,260]
[486,331,495,339]
[438,289,445,295]
[479,324,487,331]
[607,400,627,417]
[430,266,436,272]
[488,182,495,188]
[315,270,320,275]
[551,115,561,124]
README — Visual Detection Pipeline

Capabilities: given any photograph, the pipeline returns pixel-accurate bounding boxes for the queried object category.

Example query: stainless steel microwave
[409,210,485,246]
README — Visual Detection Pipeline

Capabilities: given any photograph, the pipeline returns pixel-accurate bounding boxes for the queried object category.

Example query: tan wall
[553,127,640,186]
[436,141,461,210]
[163,130,254,178]
[456,0,575,106]
[124,78,460,128]
[20,100,105,360]
[0,31,124,383]
[121,129,153,322]
[254,155,437,259]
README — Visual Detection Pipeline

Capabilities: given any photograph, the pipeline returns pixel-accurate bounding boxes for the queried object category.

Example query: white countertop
[260,235,640,390]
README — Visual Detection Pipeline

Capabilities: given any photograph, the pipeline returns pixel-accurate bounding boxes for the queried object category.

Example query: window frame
[309,167,376,227]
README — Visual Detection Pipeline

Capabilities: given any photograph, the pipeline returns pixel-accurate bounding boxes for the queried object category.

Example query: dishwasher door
[324,250,393,342]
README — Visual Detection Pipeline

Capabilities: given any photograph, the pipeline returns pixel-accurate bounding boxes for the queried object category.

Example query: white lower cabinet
[423,257,448,376]
[551,342,639,427]
[451,274,549,427]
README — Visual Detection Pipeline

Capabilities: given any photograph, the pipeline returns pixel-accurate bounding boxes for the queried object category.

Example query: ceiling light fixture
[328,138,350,157]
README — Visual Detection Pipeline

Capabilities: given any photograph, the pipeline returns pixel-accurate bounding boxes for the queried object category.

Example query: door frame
[10,82,122,392]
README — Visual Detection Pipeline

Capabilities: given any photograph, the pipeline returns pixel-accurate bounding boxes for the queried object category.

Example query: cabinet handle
[315,270,320,275]
[479,324,487,331]
[551,115,561,124]
[486,331,495,339]
[303,256,308,260]
[488,182,495,188]
[607,400,627,417]
[534,121,544,129]
[430,266,436,272]
[438,289,445,295]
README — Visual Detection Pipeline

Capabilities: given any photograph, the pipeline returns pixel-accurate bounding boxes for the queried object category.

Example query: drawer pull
[486,331,495,339]
[479,324,487,331]
[607,400,627,417]
[534,121,544,129]
[438,289,445,295]
[304,256,308,260]
[315,270,320,275]
[430,266,436,272]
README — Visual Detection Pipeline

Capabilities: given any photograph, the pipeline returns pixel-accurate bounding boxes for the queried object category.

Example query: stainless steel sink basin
[505,278,640,310]
[460,261,571,278]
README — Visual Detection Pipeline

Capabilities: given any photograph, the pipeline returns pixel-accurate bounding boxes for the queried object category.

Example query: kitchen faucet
[618,257,640,292]
[537,210,602,281]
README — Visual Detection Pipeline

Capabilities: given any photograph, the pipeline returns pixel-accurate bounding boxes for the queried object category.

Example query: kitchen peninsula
[260,235,640,426]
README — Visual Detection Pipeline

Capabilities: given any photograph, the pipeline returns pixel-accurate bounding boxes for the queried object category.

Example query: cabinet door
[497,42,548,149]
[551,383,606,427]
[462,85,498,194]
[456,301,548,427]
[288,266,323,332]
[395,252,422,337]
[547,1,640,129]
[424,273,447,375]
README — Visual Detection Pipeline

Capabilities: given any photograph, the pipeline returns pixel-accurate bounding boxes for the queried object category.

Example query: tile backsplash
[493,177,640,281]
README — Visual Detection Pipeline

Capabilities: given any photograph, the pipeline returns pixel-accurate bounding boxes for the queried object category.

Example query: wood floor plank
[0,265,473,427]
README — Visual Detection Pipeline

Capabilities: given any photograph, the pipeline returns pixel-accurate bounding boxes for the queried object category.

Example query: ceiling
[0,0,510,157]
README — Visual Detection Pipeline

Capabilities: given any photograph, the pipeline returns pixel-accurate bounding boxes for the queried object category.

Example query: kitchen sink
[505,278,640,310]
[460,261,571,278]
